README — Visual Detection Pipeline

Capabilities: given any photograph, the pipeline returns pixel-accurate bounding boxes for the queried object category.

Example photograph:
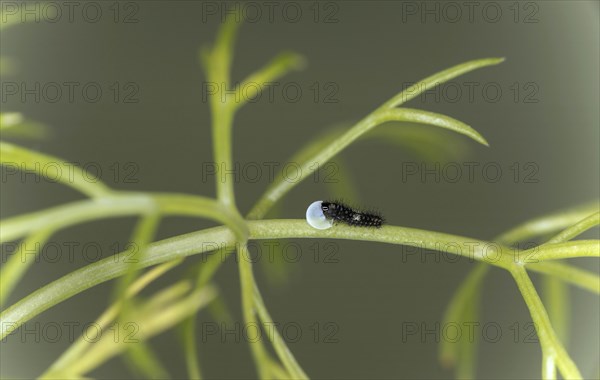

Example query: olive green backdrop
[1,1,598,379]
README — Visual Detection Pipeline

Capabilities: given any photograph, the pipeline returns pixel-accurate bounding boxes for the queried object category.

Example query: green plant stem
[181,315,203,380]
[439,263,489,369]
[4,220,595,340]
[234,52,305,111]
[42,259,182,376]
[441,206,599,378]
[542,353,557,380]
[0,194,153,243]
[537,211,599,377]
[179,249,234,380]
[543,276,569,344]
[456,288,480,379]
[495,203,599,244]
[62,283,214,377]
[252,282,308,379]
[509,265,582,379]
[122,341,170,379]
[0,141,112,198]
[0,228,53,307]
[248,107,488,219]
[114,213,161,303]
[0,193,247,307]
[0,192,248,244]
[237,243,272,379]
[518,241,599,262]
[248,58,504,220]
[544,212,599,244]
[380,58,505,109]
[202,14,239,209]
[528,261,599,294]
[211,109,236,208]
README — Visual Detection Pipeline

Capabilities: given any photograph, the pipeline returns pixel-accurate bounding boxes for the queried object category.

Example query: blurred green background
[1,1,598,378]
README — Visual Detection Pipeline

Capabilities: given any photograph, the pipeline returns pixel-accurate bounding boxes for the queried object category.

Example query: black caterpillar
[321,201,384,228]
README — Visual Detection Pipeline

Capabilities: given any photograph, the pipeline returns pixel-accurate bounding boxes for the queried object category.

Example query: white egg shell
[306,200,333,230]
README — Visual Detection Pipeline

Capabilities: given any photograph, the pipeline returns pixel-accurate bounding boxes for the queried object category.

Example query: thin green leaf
[253,282,308,379]
[201,12,243,208]
[0,113,22,129]
[0,228,53,307]
[0,196,153,243]
[542,276,569,344]
[234,52,305,110]
[152,193,248,241]
[510,266,582,379]
[114,213,162,330]
[381,108,488,146]
[0,141,112,198]
[248,59,505,219]
[456,286,481,379]
[181,253,234,380]
[249,106,488,219]
[2,220,524,339]
[517,240,599,262]
[61,284,215,378]
[114,213,161,296]
[44,259,183,376]
[1,192,248,245]
[440,262,598,378]
[528,262,600,294]
[122,341,170,380]
[380,58,505,109]
[544,212,599,245]
[181,316,202,380]
[202,10,241,85]
[441,206,599,378]
[542,352,557,380]
[439,263,489,369]
[539,210,599,376]
[237,243,273,379]
[0,113,48,139]
[495,202,599,245]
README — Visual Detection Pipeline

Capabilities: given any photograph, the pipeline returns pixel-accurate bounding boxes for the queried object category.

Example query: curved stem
[1,220,518,338]
[237,243,272,379]
[509,266,581,379]
[1,192,248,244]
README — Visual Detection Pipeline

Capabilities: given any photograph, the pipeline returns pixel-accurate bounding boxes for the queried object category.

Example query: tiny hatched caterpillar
[306,200,384,230]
